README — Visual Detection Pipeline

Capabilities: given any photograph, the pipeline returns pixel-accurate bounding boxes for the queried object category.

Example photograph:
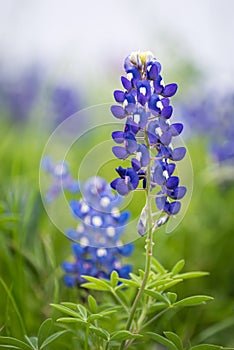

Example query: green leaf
[174,295,213,307]
[56,317,87,326]
[24,337,37,350]
[115,289,130,307]
[81,282,110,291]
[174,272,209,280]
[60,302,78,310]
[110,270,119,288]
[129,273,141,284]
[190,345,223,350]
[147,302,170,314]
[167,292,177,303]
[88,314,105,322]
[117,278,139,287]
[88,295,97,313]
[110,330,143,341]
[147,278,173,289]
[171,260,185,275]
[40,330,68,349]
[162,279,183,291]
[151,257,167,274]
[144,289,170,304]
[89,326,109,340]
[0,337,32,350]
[147,332,177,350]
[0,346,22,349]
[81,276,111,290]
[164,332,183,350]
[138,269,145,279]
[38,318,53,348]
[77,304,88,320]
[0,279,26,335]
[50,304,82,318]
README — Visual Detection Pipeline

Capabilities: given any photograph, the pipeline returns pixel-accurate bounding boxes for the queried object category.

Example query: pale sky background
[0,0,233,90]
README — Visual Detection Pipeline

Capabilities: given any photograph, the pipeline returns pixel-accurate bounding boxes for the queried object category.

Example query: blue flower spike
[110,51,186,234]
[62,176,133,287]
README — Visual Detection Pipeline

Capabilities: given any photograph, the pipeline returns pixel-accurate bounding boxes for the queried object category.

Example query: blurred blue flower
[41,156,80,202]
[110,51,186,234]
[179,92,234,164]
[62,176,133,287]
[0,67,41,122]
[51,85,80,125]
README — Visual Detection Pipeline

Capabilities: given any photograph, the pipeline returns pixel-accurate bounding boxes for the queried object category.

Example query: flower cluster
[62,176,133,287]
[41,156,80,202]
[179,92,234,165]
[110,51,186,233]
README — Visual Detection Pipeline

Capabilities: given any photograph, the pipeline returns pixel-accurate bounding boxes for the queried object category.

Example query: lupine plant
[1,51,233,350]
[179,92,234,166]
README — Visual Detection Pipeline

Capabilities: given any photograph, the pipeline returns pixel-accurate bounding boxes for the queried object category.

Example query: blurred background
[0,0,234,347]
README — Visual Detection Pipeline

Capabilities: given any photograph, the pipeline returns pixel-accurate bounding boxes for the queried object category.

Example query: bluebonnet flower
[110,51,187,234]
[178,92,234,165]
[0,67,41,122]
[51,85,80,125]
[41,156,80,202]
[62,176,133,287]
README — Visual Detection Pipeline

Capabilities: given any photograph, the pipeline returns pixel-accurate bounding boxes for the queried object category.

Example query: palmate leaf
[89,326,109,341]
[37,318,53,348]
[0,337,32,350]
[50,304,82,319]
[164,332,183,350]
[24,337,37,350]
[40,330,68,349]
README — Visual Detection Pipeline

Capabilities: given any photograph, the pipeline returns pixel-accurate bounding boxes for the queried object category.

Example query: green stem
[119,135,154,350]
[85,323,89,350]
[111,289,129,314]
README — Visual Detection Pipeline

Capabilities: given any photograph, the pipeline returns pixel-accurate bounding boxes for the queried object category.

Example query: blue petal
[121,76,132,90]
[162,83,178,97]
[112,146,129,159]
[160,131,172,145]
[63,275,76,288]
[131,158,141,171]
[117,243,134,256]
[156,193,167,210]
[110,105,126,119]
[153,162,165,185]
[170,123,183,136]
[148,94,160,113]
[114,90,125,103]
[171,147,186,161]
[161,106,173,119]
[62,262,77,273]
[127,168,139,189]
[148,63,158,80]
[112,131,124,144]
[166,176,179,189]
[115,180,130,196]
[169,201,181,215]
